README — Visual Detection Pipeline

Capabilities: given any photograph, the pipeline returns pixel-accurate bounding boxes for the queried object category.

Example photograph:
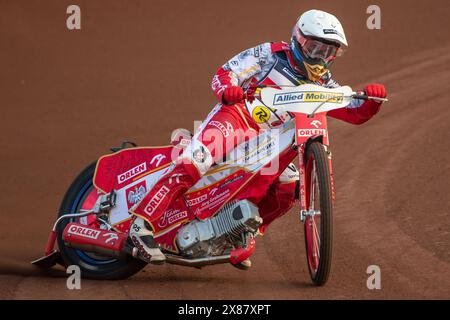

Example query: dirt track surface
[1,0,449,299]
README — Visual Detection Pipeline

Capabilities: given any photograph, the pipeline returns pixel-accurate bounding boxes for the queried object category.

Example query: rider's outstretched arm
[327,100,381,125]
[326,83,387,125]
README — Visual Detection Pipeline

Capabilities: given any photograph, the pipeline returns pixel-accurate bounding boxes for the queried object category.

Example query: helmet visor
[297,31,344,63]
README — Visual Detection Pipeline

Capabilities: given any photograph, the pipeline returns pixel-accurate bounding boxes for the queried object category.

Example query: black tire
[57,161,146,280]
[304,142,333,286]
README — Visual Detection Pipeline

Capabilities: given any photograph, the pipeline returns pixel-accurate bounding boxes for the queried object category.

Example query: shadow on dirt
[0,261,67,278]
[125,270,317,289]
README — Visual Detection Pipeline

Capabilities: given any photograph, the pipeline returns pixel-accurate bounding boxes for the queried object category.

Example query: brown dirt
[0,0,449,299]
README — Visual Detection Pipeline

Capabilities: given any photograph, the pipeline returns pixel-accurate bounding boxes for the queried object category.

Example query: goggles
[296,30,344,63]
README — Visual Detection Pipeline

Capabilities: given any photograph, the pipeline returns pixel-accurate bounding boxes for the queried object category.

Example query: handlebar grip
[352,94,369,100]
[352,91,388,102]
[352,92,369,100]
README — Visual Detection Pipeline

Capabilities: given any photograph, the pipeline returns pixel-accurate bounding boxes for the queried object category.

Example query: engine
[176,200,262,258]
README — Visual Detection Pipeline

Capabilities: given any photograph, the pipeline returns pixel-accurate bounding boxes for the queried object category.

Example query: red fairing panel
[94,146,175,193]
[184,168,255,220]
[293,112,329,145]
[151,197,195,253]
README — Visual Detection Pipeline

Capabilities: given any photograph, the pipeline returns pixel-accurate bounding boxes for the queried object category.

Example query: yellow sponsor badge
[252,106,271,124]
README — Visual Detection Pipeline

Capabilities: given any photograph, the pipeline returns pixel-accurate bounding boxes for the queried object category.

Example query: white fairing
[297,9,348,47]
[259,83,353,115]
[108,166,171,225]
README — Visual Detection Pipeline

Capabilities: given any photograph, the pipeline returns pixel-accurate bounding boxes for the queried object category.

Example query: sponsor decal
[282,67,303,83]
[244,139,276,163]
[180,138,191,147]
[212,75,223,90]
[323,28,338,35]
[68,225,101,239]
[323,28,344,39]
[144,186,170,216]
[169,173,182,184]
[150,154,166,167]
[220,174,244,188]
[252,106,271,123]
[280,164,300,182]
[209,120,230,138]
[225,121,234,133]
[297,129,327,137]
[117,162,147,184]
[126,181,147,209]
[131,236,151,260]
[198,189,231,212]
[310,120,322,128]
[187,186,231,212]
[103,232,119,244]
[157,209,188,228]
[187,194,208,206]
[253,45,261,58]
[303,92,343,103]
[273,92,304,105]
[273,91,343,105]
[209,187,218,196]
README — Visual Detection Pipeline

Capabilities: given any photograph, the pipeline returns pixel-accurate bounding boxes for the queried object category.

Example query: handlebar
[351,92,388,102]
[243,85,389,102]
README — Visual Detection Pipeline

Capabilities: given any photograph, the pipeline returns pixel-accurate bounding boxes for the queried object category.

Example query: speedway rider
[129,9,388,267]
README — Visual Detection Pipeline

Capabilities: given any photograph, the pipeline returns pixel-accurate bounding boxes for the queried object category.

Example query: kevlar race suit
[131,42,381,233]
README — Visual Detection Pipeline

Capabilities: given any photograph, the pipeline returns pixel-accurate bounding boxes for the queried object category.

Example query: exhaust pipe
[63,222,127,257]
[164,254,231,268]
[63,223,234,268]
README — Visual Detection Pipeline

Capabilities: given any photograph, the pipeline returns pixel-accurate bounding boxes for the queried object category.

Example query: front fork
[297,140,334,223]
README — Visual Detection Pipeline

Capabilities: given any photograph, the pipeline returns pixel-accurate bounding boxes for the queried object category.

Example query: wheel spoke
[307,221,317,271]
[311,160,320,267]
[312,218,321,247]
[312,220,320,268]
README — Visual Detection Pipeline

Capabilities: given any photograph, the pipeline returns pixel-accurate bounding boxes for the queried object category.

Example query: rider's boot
[232,258,252,270]
[130,217,166,264]
[230,233,257,271]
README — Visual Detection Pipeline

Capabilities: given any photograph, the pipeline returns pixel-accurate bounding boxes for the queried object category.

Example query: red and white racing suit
[131,42,381,233]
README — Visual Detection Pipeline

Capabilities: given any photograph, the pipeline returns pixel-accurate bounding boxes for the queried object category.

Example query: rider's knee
[181,139,213,178]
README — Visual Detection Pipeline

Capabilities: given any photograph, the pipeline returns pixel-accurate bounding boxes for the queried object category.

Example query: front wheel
[303,142,333,286]
[57,162,146,279]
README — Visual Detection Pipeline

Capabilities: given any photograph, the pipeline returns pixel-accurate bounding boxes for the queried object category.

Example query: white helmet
[291,10,348,82]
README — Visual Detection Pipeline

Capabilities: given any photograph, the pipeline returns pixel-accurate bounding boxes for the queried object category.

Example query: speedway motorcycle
[32,84,386,286]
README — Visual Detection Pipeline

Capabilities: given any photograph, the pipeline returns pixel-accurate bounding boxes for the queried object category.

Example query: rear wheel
[57,162,146,279]
[304,142,333,286]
